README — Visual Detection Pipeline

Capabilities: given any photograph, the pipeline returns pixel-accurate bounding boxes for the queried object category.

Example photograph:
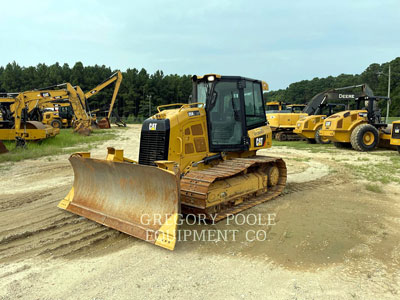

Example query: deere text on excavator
[58,74,287,250]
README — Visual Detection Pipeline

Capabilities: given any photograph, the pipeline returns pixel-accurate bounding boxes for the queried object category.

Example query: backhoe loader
[293,84,371,144]
[319,95,394,151]
[58,74,287,250]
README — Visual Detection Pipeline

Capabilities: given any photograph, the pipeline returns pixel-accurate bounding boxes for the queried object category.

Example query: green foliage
[0,62,192,121]
[365,184,384,194]
[0,129,117,163]
[265,57,400,117]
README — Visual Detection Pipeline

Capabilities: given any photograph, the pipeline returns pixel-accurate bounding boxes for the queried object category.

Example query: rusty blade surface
[61,156,180,249]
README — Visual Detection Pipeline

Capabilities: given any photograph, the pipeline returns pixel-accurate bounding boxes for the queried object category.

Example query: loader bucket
[58,154,180,250]
[0,141,8,154]
[97,117,111,129]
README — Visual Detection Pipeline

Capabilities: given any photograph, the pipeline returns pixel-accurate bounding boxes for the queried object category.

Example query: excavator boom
[84,71,123,128]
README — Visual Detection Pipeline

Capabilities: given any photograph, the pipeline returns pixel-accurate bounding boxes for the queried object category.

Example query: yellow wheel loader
[319,95,394,151]
[391,120,400,153]
[294,84,372,144]
[266,104,307,141]
[59,74,287,250]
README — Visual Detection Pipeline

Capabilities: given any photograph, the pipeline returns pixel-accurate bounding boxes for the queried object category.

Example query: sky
[0,0,399,90]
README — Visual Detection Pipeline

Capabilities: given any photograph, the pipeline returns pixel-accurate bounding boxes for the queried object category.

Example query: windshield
[197,82,212,105]
[266,104,280,111]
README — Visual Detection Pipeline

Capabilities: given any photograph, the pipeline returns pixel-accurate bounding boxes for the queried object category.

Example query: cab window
[244,81,266,128]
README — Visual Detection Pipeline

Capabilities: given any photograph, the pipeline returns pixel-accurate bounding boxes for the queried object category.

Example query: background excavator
[83,71,123,128]
[0,83,93,147]
[293,84,371,144]
[58,74,287,250]
[37,71,123,129]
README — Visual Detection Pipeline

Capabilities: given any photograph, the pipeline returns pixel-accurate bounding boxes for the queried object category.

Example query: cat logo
[40,92,51,97]
[149,123,157,131]
[255,137,264,147]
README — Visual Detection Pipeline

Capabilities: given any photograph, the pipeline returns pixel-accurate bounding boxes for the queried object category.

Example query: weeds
[0,129,117,163]
[365,184,384,193]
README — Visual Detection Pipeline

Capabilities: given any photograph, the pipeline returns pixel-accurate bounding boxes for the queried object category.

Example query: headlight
[297,122,301,127]
[325,121,331,127]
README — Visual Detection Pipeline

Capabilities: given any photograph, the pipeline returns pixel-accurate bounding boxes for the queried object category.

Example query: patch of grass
[365,183,384,193]
[0,129,118,163]
[344,156,400,184]
[272,140,335,153]
[291,157,311,162]
[0,162,14,171]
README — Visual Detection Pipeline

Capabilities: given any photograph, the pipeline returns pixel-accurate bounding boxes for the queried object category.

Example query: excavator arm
[84,71,123,128]
[303,84,374,115]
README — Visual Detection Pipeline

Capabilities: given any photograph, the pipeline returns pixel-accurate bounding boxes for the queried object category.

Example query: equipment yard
[1,125,399,300]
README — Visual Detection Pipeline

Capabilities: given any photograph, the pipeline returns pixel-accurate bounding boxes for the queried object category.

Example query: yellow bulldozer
[58,74,287,250]
[319,95,396,151]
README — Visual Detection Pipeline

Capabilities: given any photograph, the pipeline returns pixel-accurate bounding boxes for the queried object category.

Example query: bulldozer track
[181,156,287,221]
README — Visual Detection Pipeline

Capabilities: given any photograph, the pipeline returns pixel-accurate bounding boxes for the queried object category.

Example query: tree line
[1,57,399,120]
[0,62,192,121]
[266,57,400,117]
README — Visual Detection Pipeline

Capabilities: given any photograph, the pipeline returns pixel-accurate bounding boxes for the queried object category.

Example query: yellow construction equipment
[41,102,72,128]
[265,101,285,112]
[266,103,307,141]
[319,95,394,151]
[83,71,123,128]
[59,74,287,250]
[0,83,93,145]
[391,120,400,153]
[293,84,371,144]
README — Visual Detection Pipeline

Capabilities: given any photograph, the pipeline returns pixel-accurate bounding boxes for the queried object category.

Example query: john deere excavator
[293,84,370,144]
[58,74,287,250]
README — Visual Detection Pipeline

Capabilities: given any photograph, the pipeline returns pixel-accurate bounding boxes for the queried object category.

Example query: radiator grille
[138,130,169,166]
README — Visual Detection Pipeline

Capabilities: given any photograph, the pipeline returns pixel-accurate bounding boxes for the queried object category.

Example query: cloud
[0,0,399,89]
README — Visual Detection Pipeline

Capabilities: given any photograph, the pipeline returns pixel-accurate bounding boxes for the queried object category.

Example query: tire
[280,133,288,141]
[307,138,316,144]
[315,127,331,144]
[350,124,379,152]
[50,119,63,129]
[333,142,352,149]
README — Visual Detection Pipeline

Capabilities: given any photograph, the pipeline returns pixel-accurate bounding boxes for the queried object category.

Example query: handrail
[157,102,205,113]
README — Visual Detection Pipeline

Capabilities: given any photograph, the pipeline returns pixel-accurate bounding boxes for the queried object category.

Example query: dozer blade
[58,155,180,250]
[0,140,8,154]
